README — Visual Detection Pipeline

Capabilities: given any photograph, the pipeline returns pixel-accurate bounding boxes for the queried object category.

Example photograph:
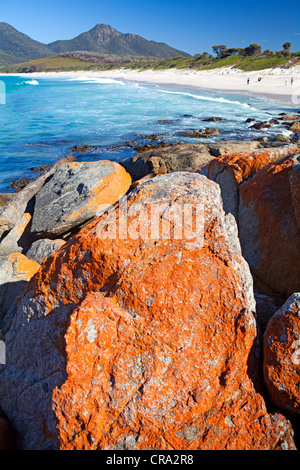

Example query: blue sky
[1,0,300,55]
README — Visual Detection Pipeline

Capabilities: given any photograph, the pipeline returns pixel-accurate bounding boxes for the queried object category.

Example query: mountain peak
[0,22,191,66]
[89,24,122,45]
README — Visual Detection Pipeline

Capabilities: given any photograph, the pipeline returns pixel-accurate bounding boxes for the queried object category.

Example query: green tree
[212,45,227,57]
[243,44,262,56]
[283,42,291,52]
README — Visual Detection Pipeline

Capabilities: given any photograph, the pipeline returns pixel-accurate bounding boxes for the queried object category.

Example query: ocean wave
[15,79,39,86]
[22,79,39,85]
[68,77,125,85]
[157,89,253,108]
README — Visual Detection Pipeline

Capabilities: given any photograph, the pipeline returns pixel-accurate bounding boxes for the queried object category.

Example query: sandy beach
[12,65,300,106]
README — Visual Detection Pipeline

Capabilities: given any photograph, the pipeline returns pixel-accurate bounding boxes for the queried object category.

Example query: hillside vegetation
[3,50,300,74]
[1,37,300,73]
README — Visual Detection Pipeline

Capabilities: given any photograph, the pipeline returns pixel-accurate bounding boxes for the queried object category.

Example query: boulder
[206,140,262,157]
[205,127,221,135]
[121,143,214,181]
[0,172,296,450]
[121,141,264,183]
[239,153,300,297]
[250,121,271,130]
[207,145,298,220]
[0,253,40,329]
[0,155,75,237]
[281,115,300,121]
[26,239,66,265]
[273,134,291,143]
[289,122,300,132]
[263,293,300,415]
[0,194,13,209]
[0,213,32,257]
[30,160,132,237]
[203,116,225,122]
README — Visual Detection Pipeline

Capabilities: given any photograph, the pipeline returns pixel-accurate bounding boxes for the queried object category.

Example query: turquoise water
[0,74,296,192]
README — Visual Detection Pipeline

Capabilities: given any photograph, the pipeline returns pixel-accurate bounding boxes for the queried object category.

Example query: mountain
[0,22,52,65]
[0,23,191,66]
[48,24,191,58]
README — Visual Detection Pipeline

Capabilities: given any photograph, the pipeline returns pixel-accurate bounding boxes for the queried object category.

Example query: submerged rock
[0,172,296,450]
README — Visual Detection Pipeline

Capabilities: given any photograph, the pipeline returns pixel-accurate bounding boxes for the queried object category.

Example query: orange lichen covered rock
[263,293,300,415]
[239,153,300,297]
[207,145,298,218]
[31,160,132,237]
[0,173,296,450]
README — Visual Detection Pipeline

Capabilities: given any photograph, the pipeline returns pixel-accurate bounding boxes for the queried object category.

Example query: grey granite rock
[30,160,131,237]
[0,254,40,330]
[26,238,65,265]
[0,155,75,237]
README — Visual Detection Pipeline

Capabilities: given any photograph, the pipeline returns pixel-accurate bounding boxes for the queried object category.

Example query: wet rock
[203,116,225,122]
[179,129,209,138]
[250,121,271,130]
[289,122,300,132]
[273,134,291,143]
[280,115,300,121]
[204,127,221,135]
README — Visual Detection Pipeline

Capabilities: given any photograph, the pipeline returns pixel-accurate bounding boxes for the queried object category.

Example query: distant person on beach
[247,78,250,85]
[291,77,294,86]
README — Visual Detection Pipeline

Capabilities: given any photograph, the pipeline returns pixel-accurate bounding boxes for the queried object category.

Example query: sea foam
[68,76,125,85]
[157,89,252,108]
[23,79,39,85]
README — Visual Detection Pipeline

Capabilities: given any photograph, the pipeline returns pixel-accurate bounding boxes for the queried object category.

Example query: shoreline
[3,66,300,105]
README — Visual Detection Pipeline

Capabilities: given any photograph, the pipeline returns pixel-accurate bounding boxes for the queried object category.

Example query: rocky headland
[0,116,299,450]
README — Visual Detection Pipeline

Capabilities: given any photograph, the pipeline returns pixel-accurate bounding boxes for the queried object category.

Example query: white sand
[6,65,300,105]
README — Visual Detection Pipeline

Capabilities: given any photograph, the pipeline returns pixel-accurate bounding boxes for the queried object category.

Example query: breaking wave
[157,88,253,108]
